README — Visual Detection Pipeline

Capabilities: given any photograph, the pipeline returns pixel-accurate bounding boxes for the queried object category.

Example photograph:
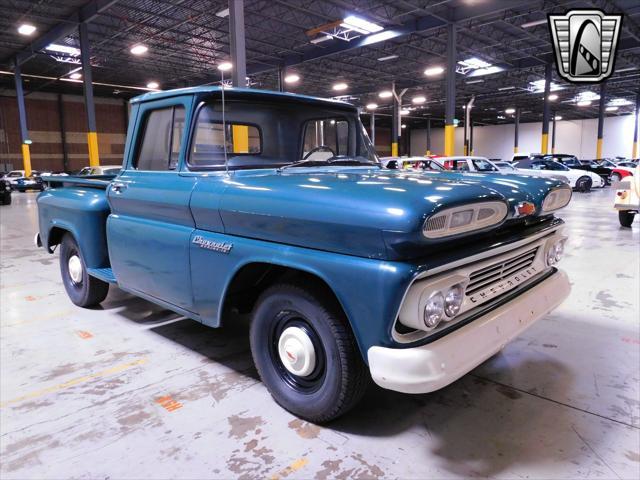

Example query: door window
[302,118,349,160]
[134,106,185,170]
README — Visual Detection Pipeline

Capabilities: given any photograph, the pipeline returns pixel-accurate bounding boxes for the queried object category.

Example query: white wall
[410,114,638,160]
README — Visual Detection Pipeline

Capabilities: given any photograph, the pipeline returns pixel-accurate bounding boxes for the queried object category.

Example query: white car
[77,165,122,176]
[441,156,501,173]
[513,158,604,191]
[380,156,445,171]
[4,170,44,192]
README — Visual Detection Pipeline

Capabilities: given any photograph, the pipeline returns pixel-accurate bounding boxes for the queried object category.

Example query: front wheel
[250,283,369,423]
[619,211,636,228]
[610,173,621,183]
[575,176,592,192]
[59,233,109,307]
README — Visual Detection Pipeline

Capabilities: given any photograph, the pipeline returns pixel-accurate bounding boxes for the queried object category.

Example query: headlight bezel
[542,186,572,213]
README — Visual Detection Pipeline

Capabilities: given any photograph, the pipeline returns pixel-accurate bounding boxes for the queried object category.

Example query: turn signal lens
[444,285,464,318]
[424,292,445,329]
[450,210,474,228]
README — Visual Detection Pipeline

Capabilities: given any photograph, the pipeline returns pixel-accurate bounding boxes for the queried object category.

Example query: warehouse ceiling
[1,0,639,128]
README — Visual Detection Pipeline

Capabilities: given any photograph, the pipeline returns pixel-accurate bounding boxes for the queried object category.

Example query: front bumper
[367,269,570,394]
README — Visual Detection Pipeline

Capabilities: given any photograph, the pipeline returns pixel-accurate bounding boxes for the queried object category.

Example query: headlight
[554,240,565,262]
[545,238,566,266]
[542,186,572,212]
[423,292,445,329]
[546,247,557,265]
[423,201,508,239]
[444,285,464,318]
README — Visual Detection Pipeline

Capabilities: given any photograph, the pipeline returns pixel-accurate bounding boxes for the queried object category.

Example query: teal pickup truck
[36,87,572,422]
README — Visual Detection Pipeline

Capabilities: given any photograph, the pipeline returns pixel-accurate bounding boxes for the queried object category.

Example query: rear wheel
[59,233,109,307]
[619,211,636,228]
[250,283,369,422]
[610,173,621,183]
[575,176,592,192]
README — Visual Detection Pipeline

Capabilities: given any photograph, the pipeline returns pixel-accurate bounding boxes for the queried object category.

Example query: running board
[87,267,117,284]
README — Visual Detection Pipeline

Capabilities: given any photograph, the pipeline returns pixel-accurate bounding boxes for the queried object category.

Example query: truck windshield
[188,99,379,170]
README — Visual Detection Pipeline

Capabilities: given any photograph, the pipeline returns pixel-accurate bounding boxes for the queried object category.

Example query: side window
[190,105,261,168]
[302,118,349,160]
[451,160,469,171]
[134,106,185,171]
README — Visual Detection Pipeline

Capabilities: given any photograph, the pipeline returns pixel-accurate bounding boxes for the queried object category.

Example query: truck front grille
[466,247,539,295]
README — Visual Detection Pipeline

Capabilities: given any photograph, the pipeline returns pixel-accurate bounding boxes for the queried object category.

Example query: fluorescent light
[216,8,229,17]
[377,54,398,61]
[366,103,378,110]
[554,116,562,120]
[69,73,82,80]
[529,79,562,92]
[470,66,504,76]
[521,19,547,28]
[605,106,618,112]
[284,74,300,83]
[341,15,383,34]
[505,108,516,114]
[609,98,632,106]
[424,66,444,76]
[466,79,484,84]
[615,66,638,73]
[412,96,426,104]
[548,94,558,101]
[217,62,232,71]
[18,24,36,36]
[130,44,148,55]
[332,82,348,91]
[577,100,592,107]
[576,91,599,103]
[400,109,410,115]
[378,90,393,98]
[459,57,492,69]
[310,35,332,44]
[46,43,80,56]
[146,81,159,89]
[498,86,515,91]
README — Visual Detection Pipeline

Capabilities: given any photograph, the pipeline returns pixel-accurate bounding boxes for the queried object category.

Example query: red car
[610,161,637,183]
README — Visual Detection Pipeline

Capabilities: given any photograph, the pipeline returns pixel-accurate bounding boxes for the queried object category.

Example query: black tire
[575,176,592,192]
[17,188,25,193]
[2,195,11,205]
[59,233,109,307]
[610,173,621,183]
[250,283,369,423]
[619,211,636,228]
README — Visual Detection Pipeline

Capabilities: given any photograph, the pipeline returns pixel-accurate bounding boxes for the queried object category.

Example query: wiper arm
[278,159,330,171]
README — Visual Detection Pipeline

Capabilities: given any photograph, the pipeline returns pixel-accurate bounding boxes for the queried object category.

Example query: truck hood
[219,167,565,260]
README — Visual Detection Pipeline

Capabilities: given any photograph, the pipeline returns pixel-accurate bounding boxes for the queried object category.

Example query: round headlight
[554,240,565,262]
[424,292,445,329]
[444,284,464,318]
[546,247,557,266]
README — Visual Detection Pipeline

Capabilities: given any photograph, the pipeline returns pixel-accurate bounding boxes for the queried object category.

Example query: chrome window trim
[423,201,508,239]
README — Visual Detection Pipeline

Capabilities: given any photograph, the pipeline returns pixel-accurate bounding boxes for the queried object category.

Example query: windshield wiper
[278,159,331,171]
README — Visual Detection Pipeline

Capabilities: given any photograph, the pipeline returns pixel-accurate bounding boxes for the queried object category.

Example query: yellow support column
[426,150,431,156]
[633,141,638,159]
[541,133,549,155]
[232,125,249,153]
[21,144,32,177]
[87,132,100,167]
[391,142,398,157]
[444,125,455,156]
[513,146,518,154]
[596,138,603,160]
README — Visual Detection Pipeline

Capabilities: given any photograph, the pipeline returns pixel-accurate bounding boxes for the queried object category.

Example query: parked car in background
[4,170,45,192]
[493,161,520,173]
[513,157,604,191]
[381,156,445,171]
[441,156,500,172]
[511,153,540,163]
[0,177,11,205]
[610,163,636,183]
[613,165,640,227]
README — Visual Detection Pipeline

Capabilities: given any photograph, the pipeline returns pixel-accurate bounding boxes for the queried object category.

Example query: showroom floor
[1,188,638,479]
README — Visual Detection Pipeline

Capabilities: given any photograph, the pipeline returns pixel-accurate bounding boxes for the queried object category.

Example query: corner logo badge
[548,9,622,83]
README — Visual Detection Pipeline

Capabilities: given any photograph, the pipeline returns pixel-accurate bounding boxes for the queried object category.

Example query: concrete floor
[1,188,639,479]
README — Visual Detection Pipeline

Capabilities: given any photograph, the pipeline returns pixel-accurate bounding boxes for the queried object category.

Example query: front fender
[37,188,111,269]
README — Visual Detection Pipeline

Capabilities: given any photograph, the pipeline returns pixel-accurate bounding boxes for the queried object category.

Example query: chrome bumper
[367,269,571,394]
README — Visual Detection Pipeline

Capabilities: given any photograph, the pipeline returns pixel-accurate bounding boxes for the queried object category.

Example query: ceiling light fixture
[554,116,562,120]
[146,81,159,89]
[130,44,148,55]
[284,74,300,83]
[216,8,229,17]
[366,103,378,110]
[217,62,232,71]
[548,94,559,101]
[340,15,383,34]
[400,109,410,115]
[459,57,491,69]
[505,108,516,114]
[46,43,80,56]
[424,66,444,76]
[377,54,398,61]
[378,90,393,98]
[412,96,426,104]
[401,124,407,129]
[466,79,484,84]
[18,24,36,36]
[609,98,632,106]
[577,100,592,107]
[498,86,516,91]
[529,79,562,93]
[332,82,348,91]
[310,35,332,44]
[521,19,547,28]
[605,106,618,112]
[69,72,82,80]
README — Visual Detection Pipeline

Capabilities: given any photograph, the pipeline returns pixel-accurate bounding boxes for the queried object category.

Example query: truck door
[107,96,197,312]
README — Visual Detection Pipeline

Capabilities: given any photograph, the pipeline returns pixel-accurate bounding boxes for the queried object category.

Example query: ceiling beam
[8,0,119,67]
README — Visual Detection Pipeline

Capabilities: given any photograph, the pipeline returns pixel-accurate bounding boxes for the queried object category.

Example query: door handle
[111,182,127,193]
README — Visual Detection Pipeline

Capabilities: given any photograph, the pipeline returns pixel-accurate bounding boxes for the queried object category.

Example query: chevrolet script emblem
[548,9,622,83]
[193,235,233,254]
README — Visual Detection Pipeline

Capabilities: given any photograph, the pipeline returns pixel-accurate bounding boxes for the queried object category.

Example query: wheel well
[222,263,345,321]
[47,226,70,250]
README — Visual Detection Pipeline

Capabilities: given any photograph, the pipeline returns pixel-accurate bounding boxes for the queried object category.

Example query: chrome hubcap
[68,255,83,284]
[277,326,316,377]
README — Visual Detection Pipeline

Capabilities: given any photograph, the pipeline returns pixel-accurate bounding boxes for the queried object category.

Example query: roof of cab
[130,86,356,109]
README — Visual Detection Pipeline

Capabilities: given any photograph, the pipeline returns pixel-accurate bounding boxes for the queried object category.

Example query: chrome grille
[425,215,446,232]
[466,247,539,295]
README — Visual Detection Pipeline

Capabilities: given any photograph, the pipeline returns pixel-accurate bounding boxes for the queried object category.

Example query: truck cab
[36,87,572,422]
